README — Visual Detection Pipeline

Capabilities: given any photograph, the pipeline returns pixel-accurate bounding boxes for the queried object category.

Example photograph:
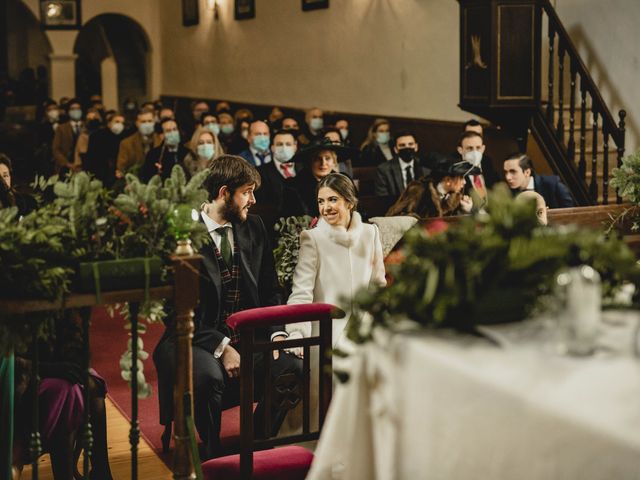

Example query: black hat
[292,139,358,163]
[426,152,472,178]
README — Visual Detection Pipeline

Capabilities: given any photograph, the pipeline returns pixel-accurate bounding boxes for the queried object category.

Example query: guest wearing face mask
[117,110,162,175]
[358,118,394,167]
[52,98,84,174]
[456,131,498,206]
[140,118,192,182]
[374,131,431,201]
[84,112,127,187]
[217,112,236,152]
[184,129,221,177]
[323,127,354,176]
[335,118,352,147]
[460,120,500,188]
[72,108,104,171]
[239,120,272,167]
[298,107,325,145]
[185,100,210,139]
[35,99,60,176]
[255,130,299,218]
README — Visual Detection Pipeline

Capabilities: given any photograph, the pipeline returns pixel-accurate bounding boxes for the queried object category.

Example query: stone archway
[74,14,150,110]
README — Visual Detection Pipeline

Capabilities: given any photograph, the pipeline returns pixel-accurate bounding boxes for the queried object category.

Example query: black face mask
[398,148,416,162]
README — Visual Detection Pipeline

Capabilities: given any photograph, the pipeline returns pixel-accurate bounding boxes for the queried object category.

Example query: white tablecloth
[307,313,640,480]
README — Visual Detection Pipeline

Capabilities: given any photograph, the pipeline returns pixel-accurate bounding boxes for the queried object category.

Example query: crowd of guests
[1,94,576,478]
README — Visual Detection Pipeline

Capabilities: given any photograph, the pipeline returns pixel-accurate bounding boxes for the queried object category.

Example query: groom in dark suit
[153,155,301,458]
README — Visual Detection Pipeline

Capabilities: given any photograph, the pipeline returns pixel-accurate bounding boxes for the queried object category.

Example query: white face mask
[463,150,483,168]
[339,128,349,140]
[47,110,59,123]
[110,122,124,135]
[273,145,296,163]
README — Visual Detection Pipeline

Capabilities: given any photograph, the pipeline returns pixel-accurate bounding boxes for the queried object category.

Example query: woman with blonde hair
[358,117,394,166]
[184,128,223,177]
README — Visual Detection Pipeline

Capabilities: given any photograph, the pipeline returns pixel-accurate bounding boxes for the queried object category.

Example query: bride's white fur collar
[316,211,363,247]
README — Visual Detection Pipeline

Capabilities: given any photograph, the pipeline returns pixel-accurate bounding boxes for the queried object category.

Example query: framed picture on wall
[182,0,199,27]
[235,0,256,20]
[302,0,329,11]
[40,0,82,30]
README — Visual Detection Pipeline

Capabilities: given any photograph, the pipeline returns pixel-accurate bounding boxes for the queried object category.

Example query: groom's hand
[271,335,287,360]
[221,344,241,378]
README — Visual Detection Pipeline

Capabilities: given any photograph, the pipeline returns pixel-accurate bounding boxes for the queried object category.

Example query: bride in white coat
[286,172,387,349]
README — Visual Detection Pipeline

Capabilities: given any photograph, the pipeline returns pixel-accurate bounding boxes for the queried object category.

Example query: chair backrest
[226,303,345,479]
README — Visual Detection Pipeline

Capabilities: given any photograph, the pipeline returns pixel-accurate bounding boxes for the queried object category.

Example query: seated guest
[234,108,254,126]
[73,108,103,171]
[298,107,325,145]
[268,106,284,125]
[387,154,473,218]
[457,131,499,207]
[117,109,161,175]
[461,121,500,187]
[281,116,300,132]
[186,100,211,138]
[239,120,272,167]
[84,112,127,188]
[217,112,236,152]
[52,98,84,175]
[255,130,299,226]
[13,310,113,479]
[158,106,176,122]
[215,100,231,114]
[0,153,35,215]
[358,118,394,166]
[335,118,352,146]
[323,127,354,176]
[184,129,220,177]
[139,118,191,182]
[200,113,221,138]
[515,190,548,225]
[153,155,301,458]
[503,152,574,208]
[283,140,351,217]
[374,131,431,201]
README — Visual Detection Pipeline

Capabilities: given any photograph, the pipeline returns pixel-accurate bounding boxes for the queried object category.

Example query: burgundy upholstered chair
[201,303,345,480]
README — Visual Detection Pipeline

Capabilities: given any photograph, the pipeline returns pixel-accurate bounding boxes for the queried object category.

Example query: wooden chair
[201,303,345,480]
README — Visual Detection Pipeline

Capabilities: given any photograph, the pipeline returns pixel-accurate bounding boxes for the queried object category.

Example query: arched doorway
[4,0,52,105]
[74,14,149,109]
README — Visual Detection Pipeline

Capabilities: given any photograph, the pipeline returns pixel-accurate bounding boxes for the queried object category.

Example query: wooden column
[172,255,201,480]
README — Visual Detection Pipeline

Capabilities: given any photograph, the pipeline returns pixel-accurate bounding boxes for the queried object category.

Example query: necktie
[473,175,486,199]
[405,165,414,185]
[256,153,266,166]
[280,162,293,178]
[215,226,232,268]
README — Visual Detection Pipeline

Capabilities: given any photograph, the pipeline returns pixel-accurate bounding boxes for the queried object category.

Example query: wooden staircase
[458,0,626,206]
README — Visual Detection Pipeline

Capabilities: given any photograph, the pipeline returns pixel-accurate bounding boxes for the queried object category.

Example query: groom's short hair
[205,154,261,201]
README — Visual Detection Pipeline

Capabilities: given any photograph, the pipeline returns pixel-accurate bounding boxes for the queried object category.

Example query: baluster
[617,110,627,204]
[557,44,565,142]
[590,108,599,203]
[578,78,587,180]
[602,127,610,205]
[546,26,556,124]
[80,307,93,478]
[29,327,41,480]
[567,62,577,163]
[129,302,140,480]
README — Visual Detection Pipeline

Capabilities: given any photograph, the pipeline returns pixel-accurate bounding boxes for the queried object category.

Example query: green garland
[347,186,640,343]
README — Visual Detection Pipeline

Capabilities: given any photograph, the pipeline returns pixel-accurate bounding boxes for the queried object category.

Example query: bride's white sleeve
[286,230,317,338]
[370,225,387,288]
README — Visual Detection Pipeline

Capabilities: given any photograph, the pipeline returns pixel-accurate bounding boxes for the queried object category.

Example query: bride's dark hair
[317,172,358,211]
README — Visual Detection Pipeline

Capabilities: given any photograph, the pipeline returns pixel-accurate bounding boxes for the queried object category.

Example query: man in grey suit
[374,131,430,200]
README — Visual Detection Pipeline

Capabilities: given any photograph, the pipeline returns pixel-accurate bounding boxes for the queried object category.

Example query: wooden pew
[352,166,378,196]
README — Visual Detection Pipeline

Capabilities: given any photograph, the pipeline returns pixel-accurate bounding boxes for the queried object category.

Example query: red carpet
[90,306,171,463]
[90,307,244,467]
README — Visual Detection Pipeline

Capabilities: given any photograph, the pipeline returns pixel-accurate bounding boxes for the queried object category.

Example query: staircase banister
[541,0,622,145]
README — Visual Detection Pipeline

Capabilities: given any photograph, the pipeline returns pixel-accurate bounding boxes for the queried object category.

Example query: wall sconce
[207,0,220,20]
[39,0,82,29]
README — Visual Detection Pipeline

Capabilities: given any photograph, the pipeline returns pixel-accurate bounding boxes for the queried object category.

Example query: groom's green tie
[215,226,232,268]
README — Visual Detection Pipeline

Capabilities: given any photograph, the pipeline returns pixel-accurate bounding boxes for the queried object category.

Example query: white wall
[555,0,640,154]
[159,0,468,122]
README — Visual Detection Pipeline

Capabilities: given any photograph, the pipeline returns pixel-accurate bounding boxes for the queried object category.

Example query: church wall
[159,0,468,123]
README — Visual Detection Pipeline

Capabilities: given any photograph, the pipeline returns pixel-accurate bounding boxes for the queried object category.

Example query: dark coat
[153,214,283,424]
[533,174,575,208]
[84,128,126,187]
[374,158,431,200]
[357,143,393,167]
[281,167,320,218]
[139,142,192,182]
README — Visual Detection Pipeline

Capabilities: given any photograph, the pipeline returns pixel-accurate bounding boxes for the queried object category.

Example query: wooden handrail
[541,0,622,146]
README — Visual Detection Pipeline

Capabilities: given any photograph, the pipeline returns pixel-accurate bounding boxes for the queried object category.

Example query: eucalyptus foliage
[348,186,640,343]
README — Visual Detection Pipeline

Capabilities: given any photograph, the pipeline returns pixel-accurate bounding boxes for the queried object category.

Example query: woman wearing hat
[283,139,357,217]
[387,153,473,217]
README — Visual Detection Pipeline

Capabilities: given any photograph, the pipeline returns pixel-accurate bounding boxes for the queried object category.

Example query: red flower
[309,217,319,229]
[425,219,448,236]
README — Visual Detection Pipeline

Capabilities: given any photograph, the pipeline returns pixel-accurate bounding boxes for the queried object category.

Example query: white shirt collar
[526,176,535,190]
[201,210,231,233]
[398,157,414,169]
[273,157,296,178]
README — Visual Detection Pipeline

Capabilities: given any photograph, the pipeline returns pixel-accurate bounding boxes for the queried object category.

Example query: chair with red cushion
[201,303,345,480]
